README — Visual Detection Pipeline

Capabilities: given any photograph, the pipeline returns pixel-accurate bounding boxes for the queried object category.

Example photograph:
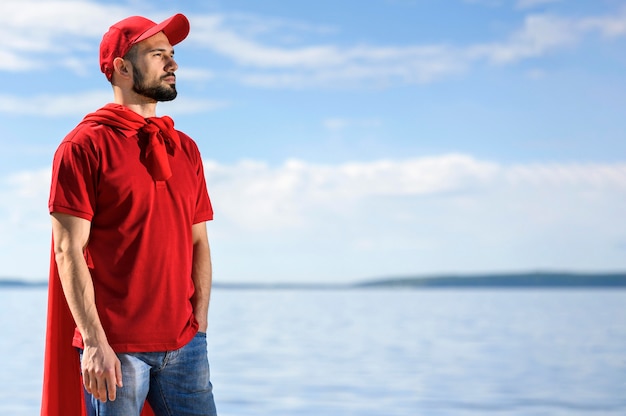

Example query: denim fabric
[81,333,217,416]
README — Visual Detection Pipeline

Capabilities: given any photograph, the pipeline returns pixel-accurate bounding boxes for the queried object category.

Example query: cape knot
[141,116,180,181]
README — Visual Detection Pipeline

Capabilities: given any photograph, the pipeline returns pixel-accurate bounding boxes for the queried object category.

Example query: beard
[132,67,177,102]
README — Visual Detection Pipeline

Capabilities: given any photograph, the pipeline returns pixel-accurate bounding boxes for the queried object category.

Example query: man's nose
[165,56,178,72]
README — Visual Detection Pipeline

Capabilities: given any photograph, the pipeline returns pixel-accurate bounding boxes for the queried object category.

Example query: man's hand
[81,342,123,402]
[196,315,208,333]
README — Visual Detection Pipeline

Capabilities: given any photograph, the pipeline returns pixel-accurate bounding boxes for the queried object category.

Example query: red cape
[41,245,154,416]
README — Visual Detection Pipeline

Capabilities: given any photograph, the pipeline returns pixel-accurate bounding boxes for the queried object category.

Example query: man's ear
[112,57,131,80]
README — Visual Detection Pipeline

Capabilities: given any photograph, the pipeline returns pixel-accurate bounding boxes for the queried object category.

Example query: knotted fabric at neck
[82,103,181,181]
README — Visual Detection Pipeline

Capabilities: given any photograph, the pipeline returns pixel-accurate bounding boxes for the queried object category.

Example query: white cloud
[471,8,626,64]
[188,8,626,88]
[516,0,562,10]
[0,0,199,74]
[323,118,350,132]
[1,155,625,282]
[203,156,626,281]
[0,91,227,117]
[177,67,216,82]
[464,0,563,10]
[2,1,625,88]
[0,91,111,117]
[213,11,338,39]
[467,14,580,64]
[190,16,466,87]
[212,28,449,73]
[205,156,626,229]
[322,118,382,133]
[0,50,38,71]
[580,10,626,38]
[0,168,51,281]
[205,155,501,231]
[0,0,131,72]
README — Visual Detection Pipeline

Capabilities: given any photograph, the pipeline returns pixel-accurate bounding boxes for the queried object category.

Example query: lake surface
[1,288,625,415]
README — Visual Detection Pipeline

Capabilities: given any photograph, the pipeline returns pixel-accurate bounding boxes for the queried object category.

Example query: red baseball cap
[100,13,190,81]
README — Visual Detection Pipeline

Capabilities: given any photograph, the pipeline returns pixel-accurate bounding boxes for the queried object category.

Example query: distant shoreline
[2,271,625,290]
[356,271,626,289]
[0,279,48,289]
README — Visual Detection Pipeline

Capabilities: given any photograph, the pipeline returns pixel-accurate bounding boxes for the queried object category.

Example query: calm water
[1,288,625,415]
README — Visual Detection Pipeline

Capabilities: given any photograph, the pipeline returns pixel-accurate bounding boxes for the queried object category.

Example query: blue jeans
[81,332,217,416]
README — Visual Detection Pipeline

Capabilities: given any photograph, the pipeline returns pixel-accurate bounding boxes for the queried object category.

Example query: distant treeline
[357,272,626,288]
[2,272,626,289]
[0,279,47,288]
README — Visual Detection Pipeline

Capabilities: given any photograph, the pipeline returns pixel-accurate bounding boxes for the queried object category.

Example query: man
[41,14,218,416]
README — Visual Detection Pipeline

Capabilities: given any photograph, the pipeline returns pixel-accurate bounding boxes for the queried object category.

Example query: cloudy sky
[1,0,625,284]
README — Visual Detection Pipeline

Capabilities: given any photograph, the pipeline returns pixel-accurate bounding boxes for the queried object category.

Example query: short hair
[123,44,139,65]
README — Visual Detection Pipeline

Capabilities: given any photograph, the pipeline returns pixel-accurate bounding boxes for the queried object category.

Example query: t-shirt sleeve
[49,140,98,221]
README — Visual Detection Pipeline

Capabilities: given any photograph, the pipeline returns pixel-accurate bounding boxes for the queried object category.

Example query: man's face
[130,32,178,102]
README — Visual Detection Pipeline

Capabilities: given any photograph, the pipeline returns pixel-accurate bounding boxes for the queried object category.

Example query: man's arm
[191,221,212,333]
[51,212,122,403]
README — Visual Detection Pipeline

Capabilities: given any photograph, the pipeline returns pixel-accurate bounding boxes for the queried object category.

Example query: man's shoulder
[176,129,194,142]
[61,119,119,147]
[176,129,201,152]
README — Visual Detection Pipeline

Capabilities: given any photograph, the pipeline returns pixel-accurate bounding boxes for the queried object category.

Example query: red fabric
[41,244,85,416]
[82,104,181,181]
[41,246,155,416]
[41,103,212,415]
[49,103,213,351]
[142,117,178,180]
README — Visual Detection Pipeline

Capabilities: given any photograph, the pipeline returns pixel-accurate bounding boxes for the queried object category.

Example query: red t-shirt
[49,111,213,353]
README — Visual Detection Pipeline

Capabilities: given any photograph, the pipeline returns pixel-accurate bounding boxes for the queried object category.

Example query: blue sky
[0,0,625,283]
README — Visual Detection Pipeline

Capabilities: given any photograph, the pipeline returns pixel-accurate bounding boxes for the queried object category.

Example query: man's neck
[112,87,158,118]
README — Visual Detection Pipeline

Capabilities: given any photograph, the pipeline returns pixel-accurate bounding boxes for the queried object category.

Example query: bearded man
[41,14,218,416]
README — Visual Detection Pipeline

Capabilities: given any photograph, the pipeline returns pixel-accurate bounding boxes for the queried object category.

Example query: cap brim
[134,13,190,47]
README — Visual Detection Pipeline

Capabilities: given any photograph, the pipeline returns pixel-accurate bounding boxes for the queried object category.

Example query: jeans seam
[150,374,174,416]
